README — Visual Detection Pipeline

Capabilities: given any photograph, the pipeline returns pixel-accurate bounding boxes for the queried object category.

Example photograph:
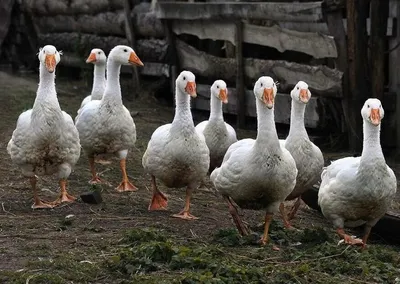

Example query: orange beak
[45,54,56,73]
[219,88,228,104]
[370,108,381,125]
[128,51,144,67]
[299,89,309,103]
[263,88,274,109]
[86,52,97,63]
[185,81,197,97]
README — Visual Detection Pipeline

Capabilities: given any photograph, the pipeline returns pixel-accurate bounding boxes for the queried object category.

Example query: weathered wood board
[60,53,169,77]
[0,0,14,50]
[279,18,394,36]
[32,3,164,38]
[155,2,323,22]
[193,84,320,128]
[38,33,168,62]
[172,20,337,59]
[176,39,343,98]
[21,0,124,16]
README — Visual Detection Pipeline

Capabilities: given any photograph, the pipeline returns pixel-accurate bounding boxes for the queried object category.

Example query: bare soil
[0,70,399,284]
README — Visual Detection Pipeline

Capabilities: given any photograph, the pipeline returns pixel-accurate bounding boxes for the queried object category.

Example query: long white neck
[33,63,60,111]
[360,120,385,167]
[209,94,223,121]
[254,99,280,152]
[287,100,308,140]
[101,59,122,106]
[172,87,194,128]
[91,63,106,100]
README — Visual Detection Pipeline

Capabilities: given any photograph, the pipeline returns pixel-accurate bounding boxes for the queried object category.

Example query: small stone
[80,191,103,204]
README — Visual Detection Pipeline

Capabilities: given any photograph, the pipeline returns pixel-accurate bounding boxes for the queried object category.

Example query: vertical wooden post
[346,0,371,152]
[388,0,400,157]
[123,0,140,98]
[370,0,388,100]
[163,19,178,94]
[235,20,245,129]
[323,0,348,134]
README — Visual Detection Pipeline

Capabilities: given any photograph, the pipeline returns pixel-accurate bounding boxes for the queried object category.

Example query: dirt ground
[0,69,399,284]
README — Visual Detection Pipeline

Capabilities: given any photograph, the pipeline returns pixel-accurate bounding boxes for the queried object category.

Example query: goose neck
[287,100,308,139]
[254,99,280,152]
[91,64,106,100]
[209,94,223,121]
[102,59,122,105]
[33,63,59,109]
[172,87,194,127]
[360,121,385,166]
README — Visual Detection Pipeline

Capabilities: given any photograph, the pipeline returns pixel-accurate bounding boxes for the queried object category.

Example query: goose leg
[51,178,76,205]
[287,196,302,220]
[88,157,108,184]
[116,150,138,192]
[148,175,168,210]
[172,187,198,220]
[337,228,363,246]
[260,212,280,250]
[31,176,54,209]
[361,225,372,249]
[279,203,293,229]
[225,196,250,236]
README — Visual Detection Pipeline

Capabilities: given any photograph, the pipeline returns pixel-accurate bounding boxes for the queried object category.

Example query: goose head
[86,48,107,65]
[108,45,144,67]
[253,76,277,109]
[38,45,61,73]
[361,98,384,126]
[291,81,311,104]
[211,80,228,104]
[176,70,197,98]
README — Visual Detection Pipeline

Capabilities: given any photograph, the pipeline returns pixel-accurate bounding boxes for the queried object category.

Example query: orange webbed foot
[171,211,199,220]
[89,176,109,185]
[342,234,364,246]
[51,192,76,206]
[31,199,55,209]
[148,190,168,211]
[116,180,138,192]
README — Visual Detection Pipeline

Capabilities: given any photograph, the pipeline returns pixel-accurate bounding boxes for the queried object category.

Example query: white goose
[75,45,144,191]
[279,81,324,221]
[7,45,81,209]
[142,70,210,220]
[195,80,237,171]
[210,76,298,246]
[77,48,106,115]
[318,98,397,247]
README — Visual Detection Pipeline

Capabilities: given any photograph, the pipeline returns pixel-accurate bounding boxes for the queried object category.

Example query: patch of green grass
[105,228,400,284]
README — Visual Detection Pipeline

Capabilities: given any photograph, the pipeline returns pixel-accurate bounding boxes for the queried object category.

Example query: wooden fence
[7,0,400,149]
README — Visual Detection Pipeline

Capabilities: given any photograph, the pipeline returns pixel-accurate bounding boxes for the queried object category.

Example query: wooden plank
[0,0,15,51]
[21,0,125,16]
[172,20,337,59]
[176,39,343,98]
[346,0,371,152]
[32,5,164,38]
[279,18,394,36]
[370,0,388,101]
[37,33,168,63]
[155,2,324,22]
[235,20,245,129]
[123,0,140,98]
[59,53,169,77]
[193,84,320,128]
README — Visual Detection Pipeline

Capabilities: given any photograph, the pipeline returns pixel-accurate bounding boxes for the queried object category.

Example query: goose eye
[124,49,128,52]
[297,86,299,90]
[217,85,219,89]
[98,51,101,54]
[379,104,382,108]
[260,83,263,87]
[43,50,45,54]
[183,76,186,80]
[367,104,370,108]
